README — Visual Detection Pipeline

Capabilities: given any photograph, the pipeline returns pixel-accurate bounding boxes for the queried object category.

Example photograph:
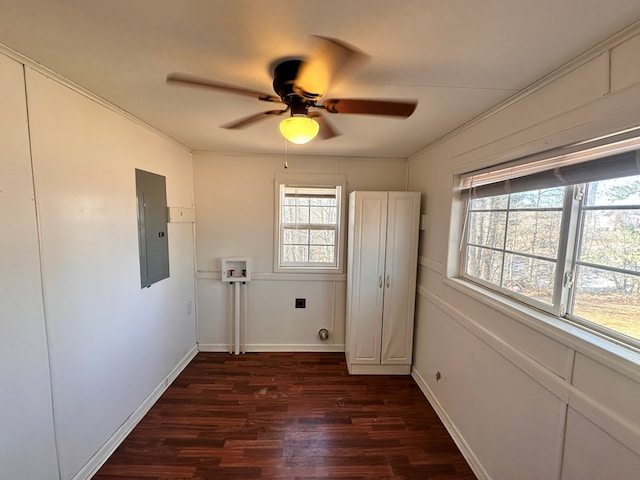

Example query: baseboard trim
[73,345,198,480]
[197,343,233,352]
[197,343,345,353]
[411,367,491,480]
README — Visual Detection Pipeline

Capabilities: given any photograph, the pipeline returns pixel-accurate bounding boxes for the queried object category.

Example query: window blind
[460,129,640,199]
[283,186,338,199]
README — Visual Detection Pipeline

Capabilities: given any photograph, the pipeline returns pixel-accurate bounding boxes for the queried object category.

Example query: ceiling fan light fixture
[279,116,320,145]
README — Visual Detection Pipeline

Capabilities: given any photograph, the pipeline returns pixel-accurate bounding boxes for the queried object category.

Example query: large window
[274,174,345,272]
[459,130,640,348]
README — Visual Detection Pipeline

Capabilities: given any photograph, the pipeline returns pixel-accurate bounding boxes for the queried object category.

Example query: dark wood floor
[94,352,476,479]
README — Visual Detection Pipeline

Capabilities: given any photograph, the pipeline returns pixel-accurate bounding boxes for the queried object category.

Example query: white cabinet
[345,191,420,375]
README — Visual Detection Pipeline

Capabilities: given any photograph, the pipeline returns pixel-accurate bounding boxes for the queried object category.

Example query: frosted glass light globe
[279,116,320,145]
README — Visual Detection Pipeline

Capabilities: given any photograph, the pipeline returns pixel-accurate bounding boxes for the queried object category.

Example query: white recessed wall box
[221,257,251,282]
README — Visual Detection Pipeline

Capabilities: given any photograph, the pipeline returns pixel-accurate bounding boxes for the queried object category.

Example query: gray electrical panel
[135,169,169,288]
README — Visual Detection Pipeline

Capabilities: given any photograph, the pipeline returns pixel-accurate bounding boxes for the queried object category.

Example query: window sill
[274,265,344,276]
[269,270,346,280]
[442,277,640,382]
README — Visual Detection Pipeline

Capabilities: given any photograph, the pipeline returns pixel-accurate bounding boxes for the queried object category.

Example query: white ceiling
[2,0,640,158]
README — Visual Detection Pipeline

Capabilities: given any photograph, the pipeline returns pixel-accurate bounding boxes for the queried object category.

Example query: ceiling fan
[166,36,417,144]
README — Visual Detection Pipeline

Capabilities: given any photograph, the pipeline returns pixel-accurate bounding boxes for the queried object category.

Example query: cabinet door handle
[386,275,390,288]
[379,275,383,288]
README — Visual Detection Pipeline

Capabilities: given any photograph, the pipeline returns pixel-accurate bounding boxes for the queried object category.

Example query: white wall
[193,152,408,352]
[0,49,59,480]
[0,50,197,480]
[408,29,640,480]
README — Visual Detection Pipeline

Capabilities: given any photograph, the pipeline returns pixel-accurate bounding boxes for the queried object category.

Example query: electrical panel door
[135,169,169,288]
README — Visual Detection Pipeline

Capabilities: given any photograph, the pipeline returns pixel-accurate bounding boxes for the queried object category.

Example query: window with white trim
[274,174,345,272]
[459,129,640,347]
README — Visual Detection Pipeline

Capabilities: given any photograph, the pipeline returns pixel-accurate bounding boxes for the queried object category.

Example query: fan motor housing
[273,59,308,104]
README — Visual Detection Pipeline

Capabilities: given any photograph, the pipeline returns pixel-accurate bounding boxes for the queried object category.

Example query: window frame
[565,180,640,343]
[273,173,347,274]
[454,129,640,352]
[460,186,575,318]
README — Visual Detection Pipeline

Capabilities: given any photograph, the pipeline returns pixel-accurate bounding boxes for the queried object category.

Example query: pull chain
[284,137,288,169]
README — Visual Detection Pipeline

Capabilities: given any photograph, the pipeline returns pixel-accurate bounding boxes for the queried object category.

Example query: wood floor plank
[93,352,476,479]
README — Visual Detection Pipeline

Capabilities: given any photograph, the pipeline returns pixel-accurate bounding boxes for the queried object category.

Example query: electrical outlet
[295,298,306,308]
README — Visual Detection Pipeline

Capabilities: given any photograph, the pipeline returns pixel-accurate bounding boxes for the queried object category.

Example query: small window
[458,129,640,347]
[274,174,345,273]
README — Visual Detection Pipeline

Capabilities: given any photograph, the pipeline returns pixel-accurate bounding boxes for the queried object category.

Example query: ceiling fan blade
[294,36,368,99]
[322,98,417,117]
[309,111,341,140]
[167,73,282,103]
[221,109,288,129]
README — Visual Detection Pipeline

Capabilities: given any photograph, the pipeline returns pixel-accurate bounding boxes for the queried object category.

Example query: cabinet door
[346,191,387,364]
[381,192,420,364]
